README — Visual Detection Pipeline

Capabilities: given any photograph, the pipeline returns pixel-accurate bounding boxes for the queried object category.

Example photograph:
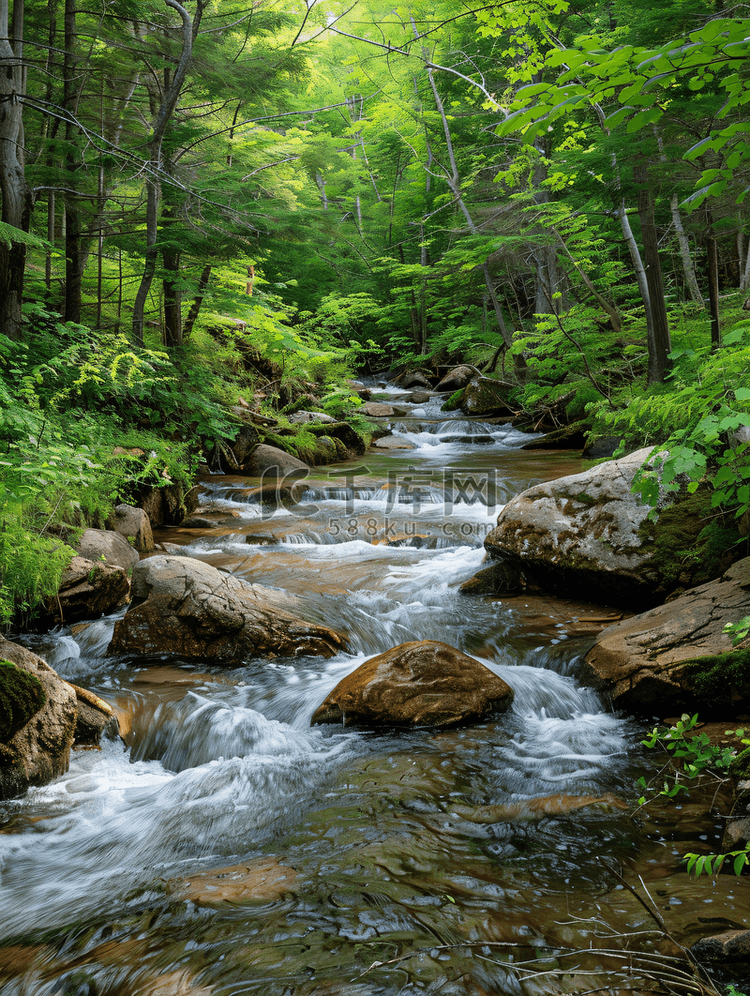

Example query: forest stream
[1,390,749,996]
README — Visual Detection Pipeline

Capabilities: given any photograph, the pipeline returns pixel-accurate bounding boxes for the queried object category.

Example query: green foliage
[725,617,750,646]
[498,17,750,207]
[637,713,735,808]
[0,660,47,742]
[638,713,750,878]
[594,312,750,522]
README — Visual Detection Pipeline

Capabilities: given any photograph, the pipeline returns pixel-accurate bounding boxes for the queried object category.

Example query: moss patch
[639,490,741,592]
[441,389,464,412]
[681,649,750,712]
[0,661,46,742]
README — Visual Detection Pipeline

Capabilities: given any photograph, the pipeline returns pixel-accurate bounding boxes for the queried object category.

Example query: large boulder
[77,528,139,571]
[483,448,735,609]
[244,444,309,478]
[311,640,514,728]
[580,557,750,716]
[44,555,130,626]
[108,556,346,661]
[0,639,77,800]
[435,364,481,393]
[106,504,154,553]
[442,376,515,417]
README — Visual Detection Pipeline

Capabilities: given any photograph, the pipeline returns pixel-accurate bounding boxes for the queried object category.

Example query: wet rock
[459,560,524,596]
[140,482,199,528]
[583,435,622,459]
[108,556,347,661]
[69,683,119,746]
[407,391,432,404]
[360,401,395,417]
[442,376,515,417]
[484,447,732,610]
[394,370,432,389]
[106,504,154,553]
[77,528,139,572]
[244,443,309,477]
[178,515,217,529]
[44,555,130,626]
[581,558,750,716]
[221,424,262,469]
[449,793,628,823]
[307,420,366,457]
[311,640,513,728]
[434,364,481,393]
[690,928,750,962]
[721,781,750,853]
[521,420,588,450]
[371,435,415,450]
[169,857,298,906]
[288,410,337,424]
[0,639,77,800]
[245,480,310,507]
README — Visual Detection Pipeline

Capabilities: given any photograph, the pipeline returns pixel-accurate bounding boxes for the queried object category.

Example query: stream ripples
[1,388,745,995]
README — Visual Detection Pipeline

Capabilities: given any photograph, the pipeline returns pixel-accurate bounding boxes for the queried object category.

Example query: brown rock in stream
[581,557,750,716]
[0,639,78,800]
[311,640,513,728]
[169,857,297,906]
[44,555,130,626]
[108,556,346,661]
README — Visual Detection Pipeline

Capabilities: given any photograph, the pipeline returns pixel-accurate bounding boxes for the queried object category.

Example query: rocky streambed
[1,390,749,995]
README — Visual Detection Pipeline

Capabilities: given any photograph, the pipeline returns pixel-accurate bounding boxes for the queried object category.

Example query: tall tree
[0,0,31,339]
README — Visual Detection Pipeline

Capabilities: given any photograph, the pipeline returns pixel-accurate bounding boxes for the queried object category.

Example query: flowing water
[1,391,747,995]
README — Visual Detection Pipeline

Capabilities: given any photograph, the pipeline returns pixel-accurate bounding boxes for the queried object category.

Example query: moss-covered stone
[441,389,463,412]
[638,490,741,594]
[729,744,750,779]
[0,661,47,743]
[680,649,750,712]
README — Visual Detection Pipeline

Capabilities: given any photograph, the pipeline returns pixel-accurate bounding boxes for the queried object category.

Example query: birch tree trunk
[635,168,672,383]
[425,65,511,350]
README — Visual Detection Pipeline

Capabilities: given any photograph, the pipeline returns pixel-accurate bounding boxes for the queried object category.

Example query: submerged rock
[581,557,750,715]
[108,555,346,661]
[311,640,513,728]
[169,857,298,906]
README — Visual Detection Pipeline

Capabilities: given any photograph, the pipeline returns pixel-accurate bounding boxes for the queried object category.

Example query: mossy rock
[0,661,47,743]
[729,744,750,779]
[441,389,464,412]
[639,491,741,595]
[680,649,750,713]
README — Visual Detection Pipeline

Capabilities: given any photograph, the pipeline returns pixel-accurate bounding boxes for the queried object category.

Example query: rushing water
[1,391,747,995]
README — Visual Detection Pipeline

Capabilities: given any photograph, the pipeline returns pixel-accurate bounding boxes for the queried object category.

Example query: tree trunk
[616,200,655,350]
[670,194,704,306]
[705,209,721,351]
[132,0,205,346]
[63,0,81,325]
[635,170,672,383]
[0,0,31,340]
[182,264,211,340]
